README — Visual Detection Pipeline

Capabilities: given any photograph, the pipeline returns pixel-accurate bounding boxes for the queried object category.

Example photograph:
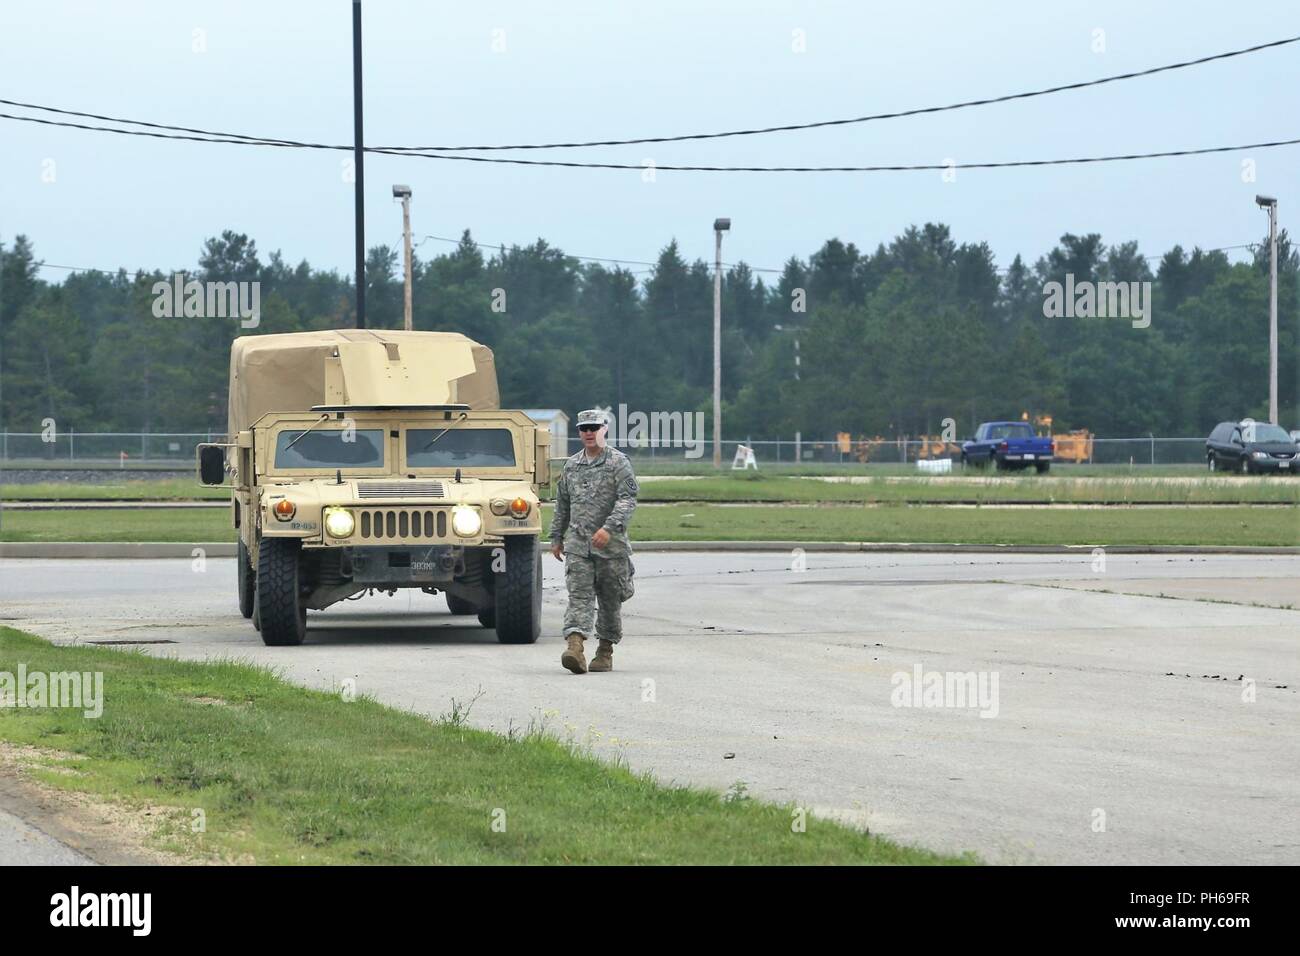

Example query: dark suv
[1206,420,1298,474]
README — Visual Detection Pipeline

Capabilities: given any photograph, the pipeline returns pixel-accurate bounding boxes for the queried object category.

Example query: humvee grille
[357,508,447,540]
[357,482,445,498]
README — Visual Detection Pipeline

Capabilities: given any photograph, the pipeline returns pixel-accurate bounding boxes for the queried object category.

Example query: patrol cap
[576,408,609,429]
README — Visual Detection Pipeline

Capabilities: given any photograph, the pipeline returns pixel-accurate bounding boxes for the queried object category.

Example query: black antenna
[352,0,366,329]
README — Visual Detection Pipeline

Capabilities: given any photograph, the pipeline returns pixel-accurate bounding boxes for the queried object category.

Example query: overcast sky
[1,1,1296,283]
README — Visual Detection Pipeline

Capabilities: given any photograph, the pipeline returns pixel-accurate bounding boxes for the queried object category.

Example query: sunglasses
[578,424,603,433]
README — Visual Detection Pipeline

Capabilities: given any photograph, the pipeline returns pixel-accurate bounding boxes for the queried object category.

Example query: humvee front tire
[493,535,542,644]
[257,538,306,646]
[476,607,496,629]
[237,539,255,619]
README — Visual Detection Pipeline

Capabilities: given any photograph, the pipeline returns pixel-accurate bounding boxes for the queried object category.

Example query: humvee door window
[274,429,385,468]
[406,428,516,468]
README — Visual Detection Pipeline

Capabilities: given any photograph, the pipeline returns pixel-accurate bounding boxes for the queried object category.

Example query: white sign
[732,445,758,470]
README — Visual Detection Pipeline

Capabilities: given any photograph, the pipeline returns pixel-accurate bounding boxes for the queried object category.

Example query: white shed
[524,409,572,456]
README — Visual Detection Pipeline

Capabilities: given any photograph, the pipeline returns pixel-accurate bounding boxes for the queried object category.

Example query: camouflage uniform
[549,444,638,643]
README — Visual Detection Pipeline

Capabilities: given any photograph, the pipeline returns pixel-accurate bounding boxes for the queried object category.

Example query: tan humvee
[197,330,549,646]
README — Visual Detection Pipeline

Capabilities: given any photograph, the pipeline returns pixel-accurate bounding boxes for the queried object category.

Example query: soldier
[549,408,638,674]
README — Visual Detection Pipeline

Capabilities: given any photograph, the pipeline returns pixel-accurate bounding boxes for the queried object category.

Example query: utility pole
[1256,195,1279,423]
[773,323,801,380]
[712,217,730,467]
[774,323,802,463]
[352,0,366,329]
[393,185,413,330]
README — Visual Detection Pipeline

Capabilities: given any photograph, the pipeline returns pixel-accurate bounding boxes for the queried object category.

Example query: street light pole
[393,185,413,331]
[712,217,730,468]
[773,324,801,380]
[352,0,366,329]
[774,323,802,462]
[1256,195,1279,423]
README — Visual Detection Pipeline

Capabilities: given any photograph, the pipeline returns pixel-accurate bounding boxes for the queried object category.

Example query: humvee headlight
[272,499,296,521]
[323,507,355,538]
[509,497,531,518]
[489,498,509,516]
[451,506,481,538]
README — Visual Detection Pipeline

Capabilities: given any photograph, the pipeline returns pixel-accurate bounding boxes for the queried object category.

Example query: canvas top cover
[227,329,499,435]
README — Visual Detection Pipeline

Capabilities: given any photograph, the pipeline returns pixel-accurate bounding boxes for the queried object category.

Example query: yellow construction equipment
[1021,412,1093,463]
[1052,429,1093,464]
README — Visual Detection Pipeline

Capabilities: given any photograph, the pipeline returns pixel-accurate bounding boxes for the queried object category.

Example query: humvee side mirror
[198,444,227,486]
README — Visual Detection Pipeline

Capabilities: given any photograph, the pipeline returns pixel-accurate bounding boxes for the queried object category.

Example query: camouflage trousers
[562,554,634,644]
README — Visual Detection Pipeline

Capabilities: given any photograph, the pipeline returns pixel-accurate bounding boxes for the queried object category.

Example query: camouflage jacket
[548,446,638,558]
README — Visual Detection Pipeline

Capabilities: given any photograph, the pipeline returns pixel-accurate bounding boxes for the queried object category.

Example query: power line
[380,35,1300,151]
[3,110,1297,173]
[37,262,156,279]
[3,35,1296,153]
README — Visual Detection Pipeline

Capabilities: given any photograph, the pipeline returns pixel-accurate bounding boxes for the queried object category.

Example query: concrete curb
[1,541,1297,559]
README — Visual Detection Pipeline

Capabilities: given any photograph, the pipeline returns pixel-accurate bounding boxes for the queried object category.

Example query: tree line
[0,222,1294,441]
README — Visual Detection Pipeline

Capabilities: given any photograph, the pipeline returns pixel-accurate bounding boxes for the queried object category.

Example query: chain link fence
[557,436,1210,468]
[0,432,219,466]
[0,431,1211,470]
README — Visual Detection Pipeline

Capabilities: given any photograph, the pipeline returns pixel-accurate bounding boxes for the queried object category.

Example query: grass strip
[6,473,1296,505]
[0,627,963,865]
[1,505,1294,547]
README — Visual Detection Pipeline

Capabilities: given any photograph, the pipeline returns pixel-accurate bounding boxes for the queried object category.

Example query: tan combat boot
[589,640,615,672]
[561,633,588,674]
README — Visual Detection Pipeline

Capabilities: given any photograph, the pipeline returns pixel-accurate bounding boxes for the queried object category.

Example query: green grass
[1,504,1295,546]
[0,627,962,864]
[7,471,1296,504]
[0,508,235,542]
[0,477,227,500]
[626,504,1299,546]
[627,473,1300,505]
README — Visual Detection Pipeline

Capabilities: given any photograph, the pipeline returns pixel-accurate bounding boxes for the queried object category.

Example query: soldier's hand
[551,542,564,561]
[591,528,610,550]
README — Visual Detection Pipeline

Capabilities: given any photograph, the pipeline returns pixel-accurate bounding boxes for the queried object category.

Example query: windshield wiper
[422,413,469,449]
[284,413,330,451]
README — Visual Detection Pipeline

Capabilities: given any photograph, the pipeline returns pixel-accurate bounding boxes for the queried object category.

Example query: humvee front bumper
[345,545,462,586]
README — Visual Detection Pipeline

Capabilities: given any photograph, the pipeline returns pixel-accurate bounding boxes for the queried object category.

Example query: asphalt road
[0,806,94,865]
[2,551,1297,865]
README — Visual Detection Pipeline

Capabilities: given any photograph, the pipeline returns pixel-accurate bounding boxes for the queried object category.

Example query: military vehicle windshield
[406,428,516,468]
[274,429,386,468]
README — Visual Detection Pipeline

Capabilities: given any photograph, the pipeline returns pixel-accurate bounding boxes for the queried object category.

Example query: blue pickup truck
[961,421,1055,473]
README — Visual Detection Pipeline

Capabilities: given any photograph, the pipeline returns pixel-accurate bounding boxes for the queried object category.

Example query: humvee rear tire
[257,538,306,646]
[493,535,542,644]
[446,593,476,616]
[237,539,255,619]
[477,607,496,629]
